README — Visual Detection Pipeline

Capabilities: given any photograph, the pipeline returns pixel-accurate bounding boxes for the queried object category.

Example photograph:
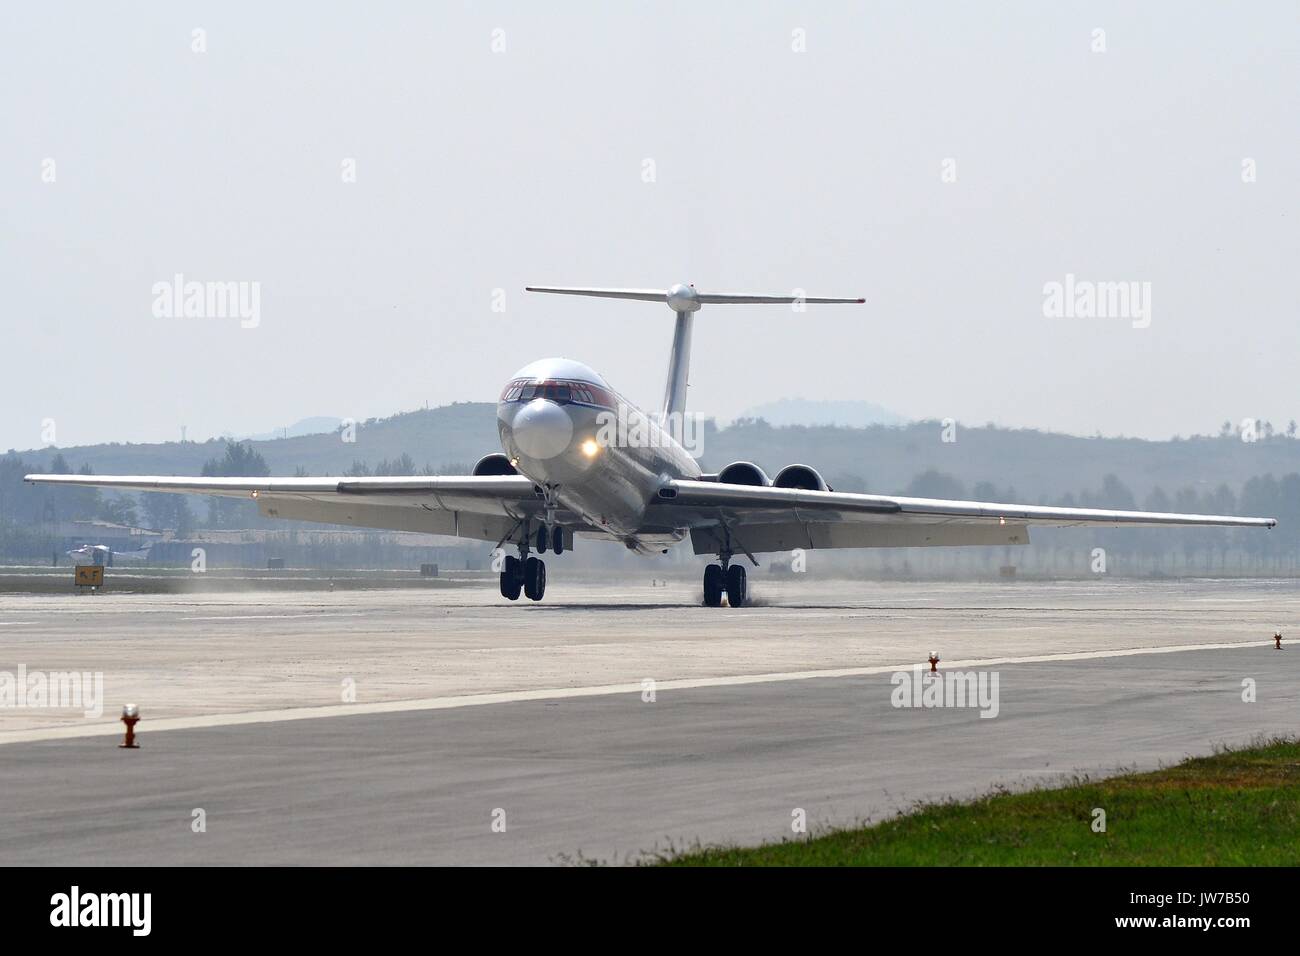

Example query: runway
[0,578,1296,864]
[1,576,1294,737]
[0,644,1295,865]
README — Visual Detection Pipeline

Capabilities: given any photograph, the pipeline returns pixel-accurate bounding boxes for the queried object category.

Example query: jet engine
[473,453,519,476]
[773,464,830,491]
[717,461,771,486]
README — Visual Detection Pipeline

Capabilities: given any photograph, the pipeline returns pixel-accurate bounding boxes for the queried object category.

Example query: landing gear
[703,564,724,607]
[500,555,523,600]
[497,514,565,603]
[536,524,567,555]
[524,555,547,601]
[703,537,750,607]
[499,550,546,602]
[725,564,747,608]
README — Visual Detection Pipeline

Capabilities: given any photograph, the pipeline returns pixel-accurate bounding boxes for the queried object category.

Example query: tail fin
[525,283,865,420]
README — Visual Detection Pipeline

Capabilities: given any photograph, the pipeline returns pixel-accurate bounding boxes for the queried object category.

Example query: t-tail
[525,283,865,421]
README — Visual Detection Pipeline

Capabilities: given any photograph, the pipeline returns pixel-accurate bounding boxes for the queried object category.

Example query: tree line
[2,442,1297,564]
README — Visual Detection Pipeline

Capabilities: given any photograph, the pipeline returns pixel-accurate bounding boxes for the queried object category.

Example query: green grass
[662,737,1300,866]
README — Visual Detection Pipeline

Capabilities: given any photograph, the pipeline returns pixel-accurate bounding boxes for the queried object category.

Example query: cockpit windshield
[499,378,612,407]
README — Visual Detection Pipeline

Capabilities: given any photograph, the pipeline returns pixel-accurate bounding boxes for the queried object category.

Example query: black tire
[524,556,546,601]
[553,528,564,555]
[500,555,522,600]
[536,525,549,552]
[725,564,747,608]
[703,564,724,607]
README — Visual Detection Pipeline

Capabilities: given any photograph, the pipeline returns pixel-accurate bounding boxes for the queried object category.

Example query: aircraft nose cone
[512,399,574,460]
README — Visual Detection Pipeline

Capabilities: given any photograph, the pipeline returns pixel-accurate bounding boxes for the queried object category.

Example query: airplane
[27,283,1276,607]
[65,543,153,567]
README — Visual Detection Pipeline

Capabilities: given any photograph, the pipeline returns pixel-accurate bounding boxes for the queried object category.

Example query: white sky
[2,1,1297,449]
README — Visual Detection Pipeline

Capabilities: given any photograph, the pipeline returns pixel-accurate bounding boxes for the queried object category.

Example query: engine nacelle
[472,453,518,476]
[717,461,771,487]
[773,463,830,491]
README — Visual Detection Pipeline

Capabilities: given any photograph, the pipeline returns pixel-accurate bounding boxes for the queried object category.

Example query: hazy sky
[3,1,1297,451]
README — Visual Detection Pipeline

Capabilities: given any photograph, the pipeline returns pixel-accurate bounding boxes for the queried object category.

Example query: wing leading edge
[24,473,554,543]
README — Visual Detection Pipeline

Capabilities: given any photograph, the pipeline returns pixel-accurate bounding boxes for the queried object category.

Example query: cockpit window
[499,378,611,407]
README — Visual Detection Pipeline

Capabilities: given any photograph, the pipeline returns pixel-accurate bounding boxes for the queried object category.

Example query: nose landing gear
[535,523,568,556]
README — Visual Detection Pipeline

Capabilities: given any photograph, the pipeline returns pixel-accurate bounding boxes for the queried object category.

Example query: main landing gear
[703,558,747,608]
[500,552,548,602]
[501,550,548,602]
[500,518,566,602]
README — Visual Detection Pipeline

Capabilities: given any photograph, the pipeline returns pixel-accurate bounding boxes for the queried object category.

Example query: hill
[12,403,497,478]
[736,398,905,429]
[10,405,1300,501]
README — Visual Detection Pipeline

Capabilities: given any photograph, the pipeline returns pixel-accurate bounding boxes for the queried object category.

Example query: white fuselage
[495,357,700,552]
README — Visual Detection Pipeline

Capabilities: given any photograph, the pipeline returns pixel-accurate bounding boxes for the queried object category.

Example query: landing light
[580,438,600,458]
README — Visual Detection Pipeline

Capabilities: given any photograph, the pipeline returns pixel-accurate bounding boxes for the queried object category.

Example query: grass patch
[661,737,1300,866]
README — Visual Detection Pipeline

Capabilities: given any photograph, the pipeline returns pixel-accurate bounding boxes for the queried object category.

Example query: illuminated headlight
[580,438,600,458]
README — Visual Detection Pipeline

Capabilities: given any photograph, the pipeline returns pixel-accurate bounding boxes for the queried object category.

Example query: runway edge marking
[0,640,1264,745]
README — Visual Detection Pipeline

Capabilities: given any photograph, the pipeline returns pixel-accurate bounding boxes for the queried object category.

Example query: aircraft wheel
[500,555,523,601]
[725,564,747,608]
[524,556,547,601]
[536,525,549,552]
[553,528,564,555]
[703,564,724,607]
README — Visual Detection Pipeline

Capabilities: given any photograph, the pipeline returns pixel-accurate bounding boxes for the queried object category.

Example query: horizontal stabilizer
[525,285,864,310]
[697,292,864,305]
[525,287,666,302]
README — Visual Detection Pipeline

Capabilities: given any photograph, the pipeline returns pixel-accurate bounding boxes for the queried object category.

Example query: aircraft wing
[647,479,1277,556]
[24,474,567,544]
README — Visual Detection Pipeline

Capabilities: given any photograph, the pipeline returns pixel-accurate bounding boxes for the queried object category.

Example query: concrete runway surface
[0,578,1296,864]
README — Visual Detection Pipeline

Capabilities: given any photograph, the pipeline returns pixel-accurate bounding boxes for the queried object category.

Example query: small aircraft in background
[65,543,153,567]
